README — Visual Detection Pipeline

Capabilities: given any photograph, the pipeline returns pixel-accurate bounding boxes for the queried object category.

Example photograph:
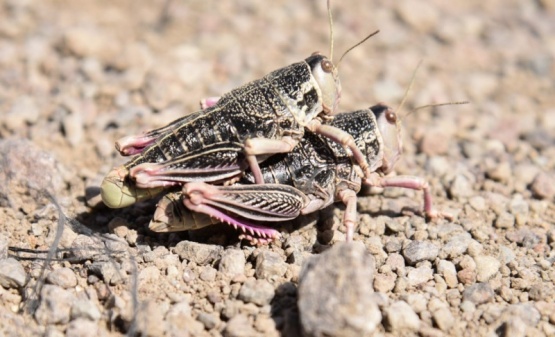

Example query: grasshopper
[148,104,452,244]
[100,3,380,209]
[101,50,380,209]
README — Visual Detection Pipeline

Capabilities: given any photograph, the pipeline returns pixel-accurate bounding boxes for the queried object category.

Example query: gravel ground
[1,0,554,336]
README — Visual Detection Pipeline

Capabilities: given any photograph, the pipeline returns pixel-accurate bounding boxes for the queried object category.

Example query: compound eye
[386,109,397,124]
[321,59,334,73]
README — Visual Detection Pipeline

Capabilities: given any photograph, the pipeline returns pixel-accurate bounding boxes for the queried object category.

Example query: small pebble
[224,314,257,337]
[506,229,540,248]
[386,253,406,272]
[449,174,474,199]
[441,233,471,258]
[65,318,99,337]
[513,164,541,191]
[384,300,421,332]
[432,307,455,331]
[509,195,529,226]
[404,293,427,314]
[5,96,40,130]
[374,273,397,293]
[437,260,458,288]
[133,300,166,337]
[469,196,487,211]
[495,212,515,229]
[462,283,494,305]
[0,258,28,289]
[255,250,287,280]
[197,312,219,330]
[402,241,439,265]
[460,300,476,313]
[467,240,483,257]
[88,261,125,285]
[34,285,76,325]
[199,266,217,282]
[426,156,450,177]
[474,255,501,282]
[69,235,105,262]
[107,217,129,238]
[138,265,160,286]
[173,241,222,265]
[486,161,511,183]
[505,303,541,327]
[237,279,274,306]
[384,238,402,253]
[457,268,477,285]
[529,283,553,301]
[407,265,434,287]
[499,246,516,264]
[62,109,84,147]
[219,249,246,277]
[530,172,555,199]
[46,268,78,289]
[70,299,101,321]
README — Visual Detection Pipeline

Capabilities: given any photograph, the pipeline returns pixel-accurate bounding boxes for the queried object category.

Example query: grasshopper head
[306,52,341,115]
[370,103,403,175]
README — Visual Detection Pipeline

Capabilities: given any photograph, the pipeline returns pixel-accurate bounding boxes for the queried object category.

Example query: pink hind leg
[115,134,158,156]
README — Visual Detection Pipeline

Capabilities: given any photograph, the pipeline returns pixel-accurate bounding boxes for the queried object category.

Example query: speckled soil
[0,0,554,336]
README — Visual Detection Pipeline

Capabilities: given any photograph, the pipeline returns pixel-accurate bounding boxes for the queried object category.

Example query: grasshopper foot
[238,233,278,246]
[425,209,454,222]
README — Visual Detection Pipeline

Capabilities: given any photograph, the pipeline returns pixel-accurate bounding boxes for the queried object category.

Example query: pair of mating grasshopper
[100,51,451,244]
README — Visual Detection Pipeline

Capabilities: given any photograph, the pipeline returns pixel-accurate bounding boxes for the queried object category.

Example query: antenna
[337,30,380,69]
[397,59,423,120]
[396,60,469,119]
[410,101,469,116]
[327,0,334,61]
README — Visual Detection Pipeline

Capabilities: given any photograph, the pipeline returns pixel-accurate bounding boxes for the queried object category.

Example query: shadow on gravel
[272,282,302,337]
[7,189,142,334]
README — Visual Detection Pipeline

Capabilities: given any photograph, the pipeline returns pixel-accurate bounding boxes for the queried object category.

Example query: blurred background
[0,0,554,336]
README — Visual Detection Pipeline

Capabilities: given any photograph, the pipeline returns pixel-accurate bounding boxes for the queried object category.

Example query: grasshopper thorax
[306,52,341,115]
[370,103,402,175]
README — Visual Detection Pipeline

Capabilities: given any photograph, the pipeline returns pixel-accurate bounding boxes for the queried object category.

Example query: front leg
[307,120,373,178]
[365,172,452,220]
[338,189,358,242]
[243,137,299,184]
